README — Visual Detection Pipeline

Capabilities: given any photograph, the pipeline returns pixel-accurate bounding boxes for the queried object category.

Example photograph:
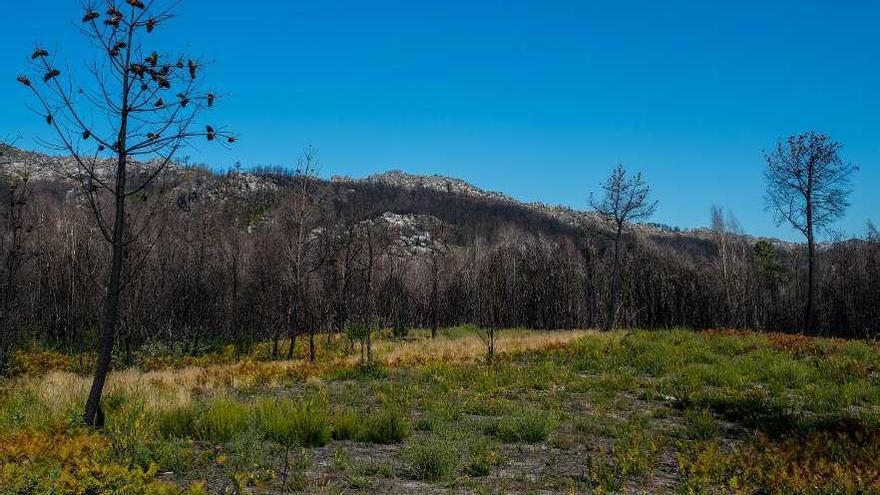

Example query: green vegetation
[484,408,558,443]
[357,407,411,444]
[2,327,880,493]
[256,395,332,448]
[401,433,462,481]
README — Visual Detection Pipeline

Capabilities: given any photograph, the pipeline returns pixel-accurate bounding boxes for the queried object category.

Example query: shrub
[105,398,156,468]
[0,389,58,432]
[0,431,206,495]
[465,438,503,477]
[331,409,360,441]
[487,409,557,443]
[153,437,190,474]
[684,408,718,441]
[733,429,880,495]
[156,405,200,440]
[7,348,78,376]
[193,397,250,443]
[357,408,410,444]
[256,396,331,448]
[401,434,461,481]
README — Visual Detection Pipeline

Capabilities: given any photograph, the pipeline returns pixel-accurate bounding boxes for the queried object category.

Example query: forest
[1,144,878,372]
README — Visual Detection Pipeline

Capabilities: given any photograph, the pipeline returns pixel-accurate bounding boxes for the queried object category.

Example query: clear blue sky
[2,0,877,240]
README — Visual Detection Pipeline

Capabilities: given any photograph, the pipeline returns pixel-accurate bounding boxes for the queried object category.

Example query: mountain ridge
[2,145,796,247]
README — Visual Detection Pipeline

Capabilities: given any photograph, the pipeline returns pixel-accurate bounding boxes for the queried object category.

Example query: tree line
[0,147,876,360]
[2,0,875,427]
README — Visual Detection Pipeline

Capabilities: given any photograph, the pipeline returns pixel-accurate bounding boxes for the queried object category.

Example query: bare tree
[0,143,36,373]
[280,146,325,361]
[866,220,879,244]
[590,164,657,330]
[426,223,449,338]
[764,132,856,333]
[710,205,745,325]
[18,1,233,426]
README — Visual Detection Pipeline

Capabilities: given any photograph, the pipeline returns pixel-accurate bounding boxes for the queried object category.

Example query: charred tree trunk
[608,225,623,331]
[84,153,127,427]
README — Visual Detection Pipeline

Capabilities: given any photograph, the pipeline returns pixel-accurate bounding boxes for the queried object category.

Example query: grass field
[2,327,879,494]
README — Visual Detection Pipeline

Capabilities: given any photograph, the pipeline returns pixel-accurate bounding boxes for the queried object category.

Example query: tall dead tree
[426,223,449,338]
[590,164,657,330]
[0,144,36,373]
[281,146,324,361]
[18,1,232,426]
[710,205,744,325]
[764,132,856,333]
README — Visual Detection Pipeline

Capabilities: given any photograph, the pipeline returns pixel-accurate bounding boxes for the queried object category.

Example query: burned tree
[426,223,449,338]
[0,143,37,373]
[764,132,856,333]
[18,1,232,426]
[710,205,749,326]
[590,164,657,330]
[279,146,325,361]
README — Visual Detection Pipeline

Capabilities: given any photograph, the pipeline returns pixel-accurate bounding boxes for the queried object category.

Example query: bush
[486,409,557,443]
[7,348,79,376]
[685,408,718,441]
[332,409,360,440]
[465,438,503,477]
[193,397,250,443]
[156,405,200,440]
[0,431,206,495]
[256,396,331,448]
[105,398,155,468]
[357,408,410,444]
[402,434,461,481]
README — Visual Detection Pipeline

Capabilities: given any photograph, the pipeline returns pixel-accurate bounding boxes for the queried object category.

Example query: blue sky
[2,0,877,240]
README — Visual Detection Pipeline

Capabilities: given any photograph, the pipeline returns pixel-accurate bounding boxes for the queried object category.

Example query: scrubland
[2,327,879,494]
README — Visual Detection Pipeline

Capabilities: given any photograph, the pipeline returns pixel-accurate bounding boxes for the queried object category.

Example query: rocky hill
[1,146,791,254]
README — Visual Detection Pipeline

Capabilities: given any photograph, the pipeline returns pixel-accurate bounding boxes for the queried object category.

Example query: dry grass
[8,329,594,418]
[377,328,594,366]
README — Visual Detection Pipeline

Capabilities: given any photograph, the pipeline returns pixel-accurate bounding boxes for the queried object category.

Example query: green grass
[3,327,880,494]
[192,397,250,443]
[401,433,462,481]
[256,396,332,448]
[357,407,411,444]
[156,404,200,440]
[484,408,558,443]
[331,409,361,440]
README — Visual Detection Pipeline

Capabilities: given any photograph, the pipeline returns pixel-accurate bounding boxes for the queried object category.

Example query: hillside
[0,145,877,341]
[1,145,768,253]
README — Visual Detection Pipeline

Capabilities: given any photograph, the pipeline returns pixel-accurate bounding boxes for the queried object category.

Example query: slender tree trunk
[286,303,297,360]
[608,227,622,331]
[309,330,316,361]
[84,180,126,427]
[286,332,297,360]
[0,325,8,374]
[805,233,815,334]
[0,256,17,374]
[0,184,25,374]
[124,330,133,367]
[287,327,296,361]
[486,328,495,364]
[83,45,131,423]
[804,184,815,335]
[430,260,439,339]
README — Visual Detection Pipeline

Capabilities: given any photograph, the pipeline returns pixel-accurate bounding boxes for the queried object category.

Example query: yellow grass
[7,329,595,419]
[377,328,594,365]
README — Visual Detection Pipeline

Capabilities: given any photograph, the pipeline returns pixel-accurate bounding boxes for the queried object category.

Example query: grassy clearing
[2,327,880,493]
